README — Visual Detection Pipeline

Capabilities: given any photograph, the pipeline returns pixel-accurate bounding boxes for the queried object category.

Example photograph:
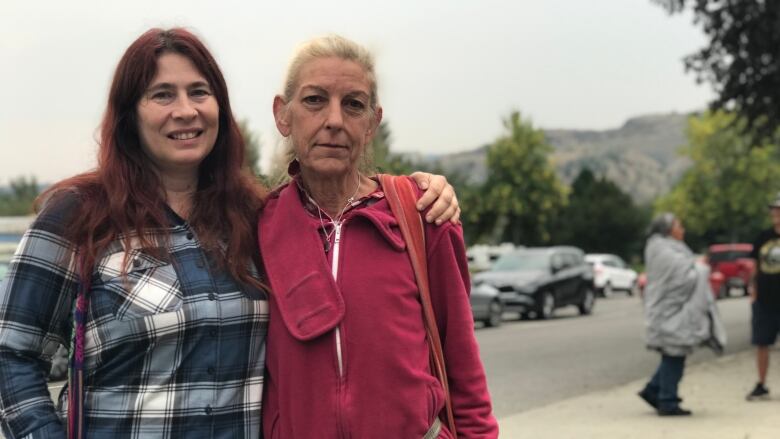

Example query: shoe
[746,383,770,401]
[657,407,692,416]
[638,389,659,409]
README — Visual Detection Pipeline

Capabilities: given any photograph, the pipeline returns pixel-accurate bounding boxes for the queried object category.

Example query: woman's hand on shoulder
[409,172,460,225]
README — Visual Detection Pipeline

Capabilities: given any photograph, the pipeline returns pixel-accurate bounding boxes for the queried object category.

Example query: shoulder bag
[378,174,457,438]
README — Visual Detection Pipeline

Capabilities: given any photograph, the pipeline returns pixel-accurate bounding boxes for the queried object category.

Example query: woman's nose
[172,94,198,120]
[324,100,344,130]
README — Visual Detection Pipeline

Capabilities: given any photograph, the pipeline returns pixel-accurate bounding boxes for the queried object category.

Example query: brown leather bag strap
[379,174,458,438]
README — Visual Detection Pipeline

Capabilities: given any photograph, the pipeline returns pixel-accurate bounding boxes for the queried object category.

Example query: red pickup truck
[706,243,755,299]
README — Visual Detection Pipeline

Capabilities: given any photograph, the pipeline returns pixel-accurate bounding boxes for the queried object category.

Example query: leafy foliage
[654,0,780,141]
[237,119,266,183]
[656,111,780,249]
[553,169,649,261]
[0,176,39,215]
[477,111,567,245]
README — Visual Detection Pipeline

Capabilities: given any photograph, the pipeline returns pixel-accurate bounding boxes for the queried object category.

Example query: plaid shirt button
[205,405,213,415]
[208,293,216,301]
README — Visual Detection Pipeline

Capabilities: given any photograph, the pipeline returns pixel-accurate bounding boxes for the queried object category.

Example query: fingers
[409,171,431,190]
[415,173,444,211]
[425,189,456,224]
[408,172,461,224]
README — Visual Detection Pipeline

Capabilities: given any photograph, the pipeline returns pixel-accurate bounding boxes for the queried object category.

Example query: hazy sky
[0,0,711,184]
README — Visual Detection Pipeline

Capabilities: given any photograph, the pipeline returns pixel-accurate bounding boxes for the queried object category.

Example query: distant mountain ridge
[424,112,691,204]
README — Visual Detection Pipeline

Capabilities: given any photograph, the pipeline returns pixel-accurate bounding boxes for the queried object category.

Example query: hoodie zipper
[331,221,344,378]
[330,220,349,439]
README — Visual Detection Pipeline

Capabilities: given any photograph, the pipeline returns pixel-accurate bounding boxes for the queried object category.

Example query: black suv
[472,246,595,319]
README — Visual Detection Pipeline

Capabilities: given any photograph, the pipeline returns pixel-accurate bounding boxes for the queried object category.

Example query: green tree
[554,168,649,261]
[654,0,780,141]
[656,111,780,249]
[479,111,566,245]
[0,176,40,215]
[237,119,263,179]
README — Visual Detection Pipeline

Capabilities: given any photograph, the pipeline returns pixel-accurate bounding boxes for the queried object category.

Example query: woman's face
[670,219,685,241]
[136,52,219,177]
[274,57,381,178]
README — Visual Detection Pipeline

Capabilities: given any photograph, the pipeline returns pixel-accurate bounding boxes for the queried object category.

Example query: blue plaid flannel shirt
[0,194,268,438]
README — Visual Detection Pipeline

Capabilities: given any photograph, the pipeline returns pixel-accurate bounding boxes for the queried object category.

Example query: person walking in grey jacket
[638,213,727,416]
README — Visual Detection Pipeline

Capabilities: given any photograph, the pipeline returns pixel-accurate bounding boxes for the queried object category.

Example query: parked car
[467,243,516,273]
[706,243,754,298]
[473,246,595,320]
[585,253,638,298]
[470,282,504,327]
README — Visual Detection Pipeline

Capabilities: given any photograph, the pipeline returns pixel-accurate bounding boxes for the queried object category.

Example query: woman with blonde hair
[259,35,498,438]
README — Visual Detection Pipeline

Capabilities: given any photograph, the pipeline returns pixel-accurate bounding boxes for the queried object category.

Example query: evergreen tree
[555,168,648,261]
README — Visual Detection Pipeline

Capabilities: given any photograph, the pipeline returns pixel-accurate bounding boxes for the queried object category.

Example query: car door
[614,256,635,289]
[549,252,571,304]
[558,252,581,304]
[606,256,626,289]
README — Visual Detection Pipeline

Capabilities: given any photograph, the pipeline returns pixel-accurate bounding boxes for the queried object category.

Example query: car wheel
[537,291,555,320]
[628,281,637,297]
[485,300,503,328]
[602,282,613,298]
[578,287,595,315]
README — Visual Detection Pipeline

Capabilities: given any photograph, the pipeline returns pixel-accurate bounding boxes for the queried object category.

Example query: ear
[273,95,291,137]
[364,106,383,144]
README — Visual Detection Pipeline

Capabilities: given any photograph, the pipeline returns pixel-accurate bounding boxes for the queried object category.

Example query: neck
[300,170,371,219]
[159,170,199,220]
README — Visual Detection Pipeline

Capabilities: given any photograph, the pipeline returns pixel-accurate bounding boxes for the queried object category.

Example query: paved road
[35,294,752,432]
[474,294,753,419]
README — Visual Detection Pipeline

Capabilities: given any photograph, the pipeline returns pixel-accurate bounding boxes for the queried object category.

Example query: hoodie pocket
[426,378,446,428]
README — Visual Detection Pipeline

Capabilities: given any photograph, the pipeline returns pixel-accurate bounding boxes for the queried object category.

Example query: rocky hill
[425,112,692,204]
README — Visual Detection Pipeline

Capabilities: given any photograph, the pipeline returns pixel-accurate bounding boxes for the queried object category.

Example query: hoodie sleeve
[425,222,499,438]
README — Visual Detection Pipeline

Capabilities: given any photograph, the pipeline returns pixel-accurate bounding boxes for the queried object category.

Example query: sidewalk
[498,350,780,438]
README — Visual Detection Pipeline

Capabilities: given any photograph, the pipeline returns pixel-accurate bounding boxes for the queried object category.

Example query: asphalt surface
[475,293,753,419]
[25,293,754,437]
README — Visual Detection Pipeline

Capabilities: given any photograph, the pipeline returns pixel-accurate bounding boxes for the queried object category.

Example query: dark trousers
[643,354,686,410]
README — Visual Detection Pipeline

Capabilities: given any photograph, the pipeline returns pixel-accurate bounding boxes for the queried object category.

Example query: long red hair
[38,28,267,289]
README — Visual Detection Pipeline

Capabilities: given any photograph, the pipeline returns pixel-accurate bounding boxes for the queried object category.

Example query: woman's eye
[302,95,325,105]
[151,91,174,102]
[190,89,211,99]
[345,99,367,113]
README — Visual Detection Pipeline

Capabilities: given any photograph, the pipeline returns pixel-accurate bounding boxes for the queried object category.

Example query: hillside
[426,112,691,204]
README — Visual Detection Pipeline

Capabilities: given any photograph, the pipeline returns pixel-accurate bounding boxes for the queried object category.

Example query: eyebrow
[300,85,369,99]
[146,81,211,92]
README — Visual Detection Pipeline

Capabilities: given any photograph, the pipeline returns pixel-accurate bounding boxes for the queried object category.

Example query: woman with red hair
[0,28,458,438]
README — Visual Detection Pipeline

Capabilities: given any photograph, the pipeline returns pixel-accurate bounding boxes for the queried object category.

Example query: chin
[304,161,355,177]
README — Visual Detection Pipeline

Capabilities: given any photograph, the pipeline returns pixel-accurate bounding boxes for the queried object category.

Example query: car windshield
[491,251,550,272]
